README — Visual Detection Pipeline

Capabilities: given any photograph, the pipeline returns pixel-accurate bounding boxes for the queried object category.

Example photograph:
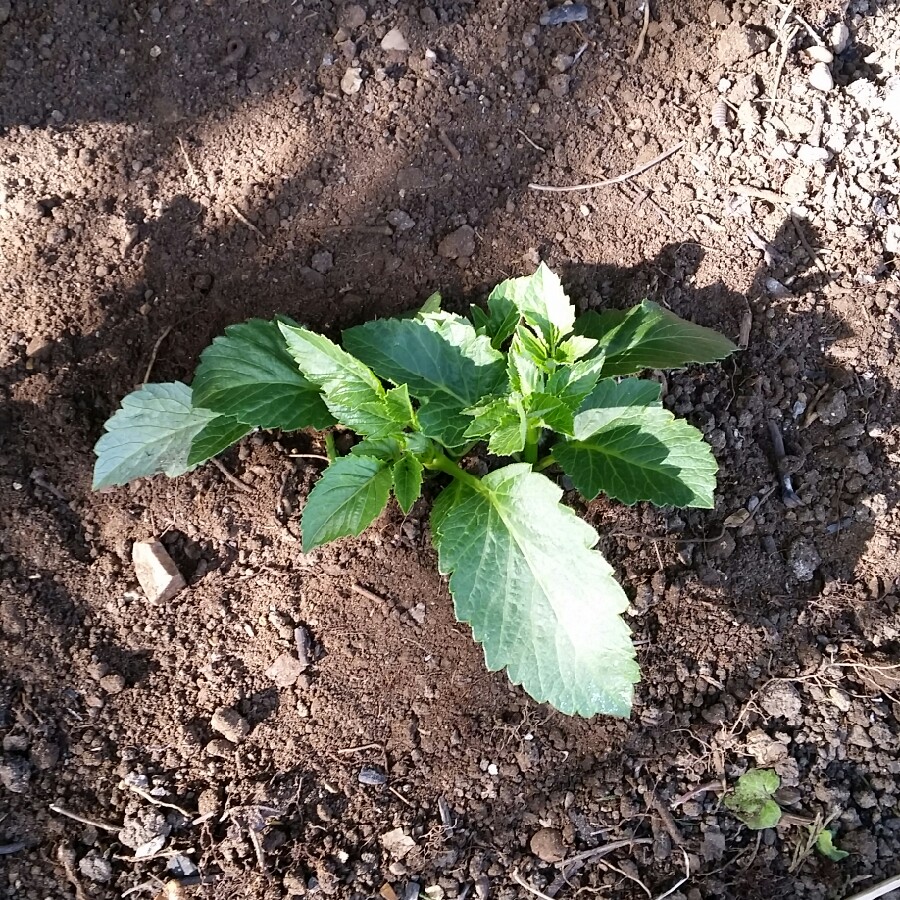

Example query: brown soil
[2,1,899,899]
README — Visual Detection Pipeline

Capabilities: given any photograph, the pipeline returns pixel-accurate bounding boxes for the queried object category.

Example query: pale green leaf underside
[816,830,849,861]
[279,324,396,437]
[343,312,507,448]
[93,383,220,489]
[575,301,738,376]
[725,769,782,830]
[489,262,575,343]
[301,455,392,551]
[431,464,639,717]
[392,453,423,514]
[192,318,334,430]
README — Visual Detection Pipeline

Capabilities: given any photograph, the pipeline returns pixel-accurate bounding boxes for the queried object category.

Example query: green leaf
[555,383,717,508]
[343,312,507,448]
[279,323,396,437]
[527,393,574,435]
[192,318,334,430]
[816,830,849,862]
[349,436,402,460]
[556,334,597,363]
[463,397,528,456]
[471,292,520,349]
[392,453,424,514]
[431,464,639,717]
[724,769,782,830]
[93,383,223,489]
[188,416,252,467]
[301,455,392,550]
[489,262,575,345]
[418,291,442,316]
[384,384,416,427]
[575,301,738,376]
[546,356,607,409]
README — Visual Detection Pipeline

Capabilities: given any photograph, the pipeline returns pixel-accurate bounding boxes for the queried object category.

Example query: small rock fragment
[539,4,588,25]
[119,809,170,851]
[408,602,426,624]
[359,766,388,785]
[79,853,113,883]
[266,652,304,688]
[381,827,417,859]
[381,27,409,52]
[701,826,727,862]
[759,681,803,723]
[848,725,873,748]
[0,0,10,25]
[797,144,829,165]
[294,625,313,669]
[707,1,730,25]
[341,67,363,95]
[338,3,366,29]
[26,335,52,361]
[530,827,565,863]
[818,389,847,426]
[830,22,850,54]
[30,738,60,770]
[804,45,833,64]
[548,73,570,98]
[437,225,475,261]
[132,538,186,606]
[387,209,415,231]
[210,706,250,744]
[788,538,821,583]
[0,757,31,793]
[716,25,772,66]
[205,738,235,759]
[311,250,333,274]
[808,62,834,93]
[99,674,126,695]
[737,100,760,126]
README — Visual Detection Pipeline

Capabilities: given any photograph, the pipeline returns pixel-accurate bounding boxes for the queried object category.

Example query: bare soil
[1,1,899,899]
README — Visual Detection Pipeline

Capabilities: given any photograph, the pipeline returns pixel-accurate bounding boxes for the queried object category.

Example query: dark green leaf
[343,312,507,448]
[471,292,520,349]
[575,301,738,376]
[392,453,424,514]
[93,383,220,489]
[573,378,662,440]
[301,455,392,550]
[279,323,397,437]
[349,436,402,460]
[192,318,334,430]
[431,464,639,716]
[188,416,252,467]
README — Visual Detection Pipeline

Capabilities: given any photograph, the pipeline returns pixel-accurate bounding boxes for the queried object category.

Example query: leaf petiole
[535,454,555,472]
[423,450,485,493]
[324,431,337,463]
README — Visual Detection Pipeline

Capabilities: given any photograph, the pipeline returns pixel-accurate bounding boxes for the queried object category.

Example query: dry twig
[511,871,555,900]
[124,782,193,818]
[529,142,685,193]
[142,326,172,385]
[517,128,546,153]
[49,804,121,833]
[351,582,388,604]
[630,1,651,63]
[176,138,200,189]
[211,458,253,493]
[227,203,265,240]
[439,128,462,161]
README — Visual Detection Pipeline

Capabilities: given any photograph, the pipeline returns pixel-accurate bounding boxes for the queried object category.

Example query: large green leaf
[431,464,639,717]
[575,301,737,376]
[192,318,334,430]
[343,312,507,448]
[554,378,716,507]
[392,453,424,514]
[488,262,575,345]
[93,383,238,489]
[545,356,607,410]
[279,324,396,437]
[301,455,392,550]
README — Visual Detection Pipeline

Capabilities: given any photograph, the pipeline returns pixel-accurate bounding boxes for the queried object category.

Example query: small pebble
[437,224,475,261]
[0,757,31,793]
[338,3,366,29]
[311,250,333,274]
[804,45,833,64]
[266,652,304,688]
[530,827,565,863]
[210,706,250,744]
[539,4,588,26]
[79,853,113,884]
[808,62,834,93]
[381,27,409,52]
[358,766,388,785]
[387,209,415,231]
[830,22,850,54]
[341,67,363,95]
[99,674,126,695]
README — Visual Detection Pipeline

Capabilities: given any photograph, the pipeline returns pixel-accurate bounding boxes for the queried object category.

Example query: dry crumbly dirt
[1,1,900,899]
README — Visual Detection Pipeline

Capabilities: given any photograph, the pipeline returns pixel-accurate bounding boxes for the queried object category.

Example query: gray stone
[266,652,304,688]
[79,853,113,883]
[99,673,126,694]
[789,538,821,582]
[132,538,186,605]
[808,62,834,93]
[759,681,803,723]
[387,209,415,231]
[310,250,333,274]
[0,757,31,793]
[210,706,250,744]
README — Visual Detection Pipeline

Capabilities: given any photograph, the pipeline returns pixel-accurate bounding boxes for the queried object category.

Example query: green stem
[423,450,484,492]
[522,425,540,466]
[535,454,555,472]
[324,431,336,463]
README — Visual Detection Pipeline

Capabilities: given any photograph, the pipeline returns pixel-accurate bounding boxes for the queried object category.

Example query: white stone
[830,22,850,54]
[380,27,410,52]
[132,539,185,605]
[340,67,362,95]
[804,45,833,64]
[797,144,830,165]
[808,62,834,93]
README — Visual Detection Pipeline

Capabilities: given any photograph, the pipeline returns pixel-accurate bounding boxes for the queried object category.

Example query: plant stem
[423,450,484,492]
[522,425,540,466]
[535,454,555,472]
[324,432,336,463]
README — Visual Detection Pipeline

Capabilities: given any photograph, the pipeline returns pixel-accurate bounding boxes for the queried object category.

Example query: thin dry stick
[630,1,651,63]
[529,142,685,193]
[351,582,388,604]
[517,128,546,153]
[227,203,265,240]
[728,184,790,205]
[556,837,653,870]
[671,781,725,808]
[49,804,121,833]
[790,211,827,273]
[57,844,89,900]
[142,326,172,385]
[211,458,253,493]
[644,790,686,846]
[387,786,414,808]
[124,782,193,818]
[289,453,331,463]
[439,128,462,161]
[771,24,799,107]
[176,137,200,188]
[511,870,556,900]
[652,848,691,900]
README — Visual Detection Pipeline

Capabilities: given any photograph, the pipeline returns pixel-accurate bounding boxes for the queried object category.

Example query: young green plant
[93,264,737,717]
